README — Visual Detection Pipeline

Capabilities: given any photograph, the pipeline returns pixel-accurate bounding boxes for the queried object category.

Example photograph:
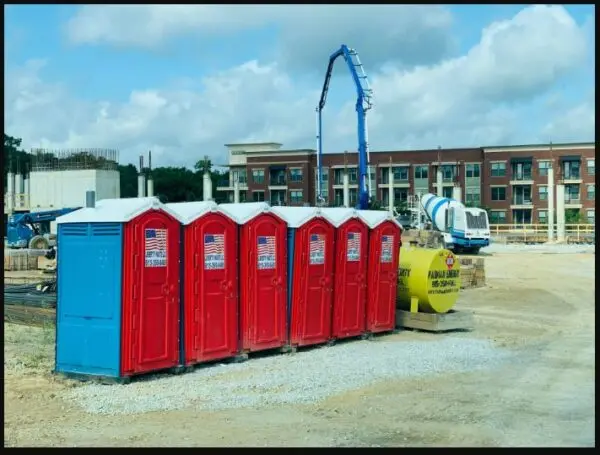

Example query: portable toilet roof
[270,206,329,228]
[165,201,219,225]
[56,197,182,224]
[217,202,272,225]
[319,207,359,228]
[357,210,403,230]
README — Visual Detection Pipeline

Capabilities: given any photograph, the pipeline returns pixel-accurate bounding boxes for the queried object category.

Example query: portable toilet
[218,202,288,354]
[55,197,183,381]
[320,207,369,340]
[357,210,403,334]
[270,206,335,348]
[166,201,239,366]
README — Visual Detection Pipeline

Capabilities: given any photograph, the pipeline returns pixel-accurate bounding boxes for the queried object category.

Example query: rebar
[29,148,119,171]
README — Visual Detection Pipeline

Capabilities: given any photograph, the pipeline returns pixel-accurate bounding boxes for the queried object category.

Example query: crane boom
[316,44,373,209]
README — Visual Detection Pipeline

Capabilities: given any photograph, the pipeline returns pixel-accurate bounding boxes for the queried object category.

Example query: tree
[194,157,212,173]
[3,133,31,176]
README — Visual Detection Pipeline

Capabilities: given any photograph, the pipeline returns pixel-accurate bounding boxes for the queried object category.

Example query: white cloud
[65,5,456,69]
[5,5,594,169]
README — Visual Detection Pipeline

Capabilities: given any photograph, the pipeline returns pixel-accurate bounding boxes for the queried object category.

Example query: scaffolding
[30,148,119,172]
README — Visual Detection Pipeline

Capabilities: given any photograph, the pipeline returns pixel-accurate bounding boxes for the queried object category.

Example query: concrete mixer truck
[417,193,490,254]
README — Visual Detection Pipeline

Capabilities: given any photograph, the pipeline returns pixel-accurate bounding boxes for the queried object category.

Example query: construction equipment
[5,208,81,249]
[410,193,490,254]
[316,44,373,210]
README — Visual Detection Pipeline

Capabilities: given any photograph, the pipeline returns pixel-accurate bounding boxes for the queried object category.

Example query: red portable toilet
[270,206,335,349]
[166,201,239,366]
[218,202,288,355]
[55,197,183,381]
[357,210,403,334]
[320,207,369,340]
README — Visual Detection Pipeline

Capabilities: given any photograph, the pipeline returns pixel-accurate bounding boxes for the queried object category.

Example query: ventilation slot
[60,224,88,236]
[92,223,121,236]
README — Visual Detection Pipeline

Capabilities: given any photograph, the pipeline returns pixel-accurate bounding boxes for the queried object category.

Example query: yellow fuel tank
[397,247,461,314]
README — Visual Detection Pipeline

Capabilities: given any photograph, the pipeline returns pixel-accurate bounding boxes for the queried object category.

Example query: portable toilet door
[218,203,288,354]
[271,206,335,348]
[166,201,239,366]
[358,210,403,334]
[320,208,369,340]
[55,197,183,380]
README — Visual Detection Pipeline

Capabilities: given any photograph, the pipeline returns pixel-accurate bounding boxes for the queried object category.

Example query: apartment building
[216,141,595,224]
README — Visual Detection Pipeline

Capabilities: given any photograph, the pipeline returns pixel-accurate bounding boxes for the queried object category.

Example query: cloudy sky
[4,4,595,168]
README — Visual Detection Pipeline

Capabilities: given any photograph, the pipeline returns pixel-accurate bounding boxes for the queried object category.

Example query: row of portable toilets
[55,198,402,380]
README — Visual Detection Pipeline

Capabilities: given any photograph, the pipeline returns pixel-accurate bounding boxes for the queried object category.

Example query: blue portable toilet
[55,197,184,381]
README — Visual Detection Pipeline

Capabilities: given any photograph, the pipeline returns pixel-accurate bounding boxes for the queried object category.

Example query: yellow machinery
[397,247,461,314]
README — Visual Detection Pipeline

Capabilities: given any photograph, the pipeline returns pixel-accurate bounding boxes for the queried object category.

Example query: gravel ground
[483,243,595,254]
[64,337,512,415]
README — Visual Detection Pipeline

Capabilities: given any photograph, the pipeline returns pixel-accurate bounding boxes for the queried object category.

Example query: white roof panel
[319,207,358,228]
[357,209,403,230]
[165,201,219,225]
[57,197,182,224]
[270,206,323,228]
[217,202,271,225]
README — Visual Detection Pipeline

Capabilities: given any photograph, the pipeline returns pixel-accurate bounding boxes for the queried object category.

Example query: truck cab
[446,207,490,254]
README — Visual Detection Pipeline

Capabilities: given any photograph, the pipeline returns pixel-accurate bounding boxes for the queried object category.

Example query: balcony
[216,178,248,191]
[269,175,287,187]
[510,173,533,186]
[562,171,582,184]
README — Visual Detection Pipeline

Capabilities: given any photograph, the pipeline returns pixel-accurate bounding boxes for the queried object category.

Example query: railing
[511,174,533,181]
[216,179,230,188]
[269,177,287,186]
[489,223,595,244]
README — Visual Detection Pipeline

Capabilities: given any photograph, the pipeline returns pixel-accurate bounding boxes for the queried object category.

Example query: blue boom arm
[316,44,373,210]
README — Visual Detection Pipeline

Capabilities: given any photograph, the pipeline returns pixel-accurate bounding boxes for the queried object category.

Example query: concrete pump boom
[315,44,374,210]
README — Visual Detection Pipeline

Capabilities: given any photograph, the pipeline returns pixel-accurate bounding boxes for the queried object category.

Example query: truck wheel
[29,235,49,250]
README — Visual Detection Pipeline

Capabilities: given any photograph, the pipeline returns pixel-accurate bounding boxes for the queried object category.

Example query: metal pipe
[342,172,350,207]
[316,108,322,203]
[86,190,96,208]
[388,166,394,214]
[203,171,212,201]
[147,179,154,197]
[233,179,240,203]
[6,171,15,213]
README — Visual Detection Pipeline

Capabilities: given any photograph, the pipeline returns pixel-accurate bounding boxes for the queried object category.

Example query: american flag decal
[346,232,361,262]
[381,235,394,263]
[145,228,167,267]
[257,235,276,270]
[204,234,225,270]
[309,233,325,265]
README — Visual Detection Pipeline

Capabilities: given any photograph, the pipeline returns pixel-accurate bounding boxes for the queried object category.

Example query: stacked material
[458,256,486,289]
[4,249,38,271]
[4,280,57,326]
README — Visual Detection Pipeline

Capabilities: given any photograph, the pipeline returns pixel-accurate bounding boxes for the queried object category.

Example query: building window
[252,169,264,184]
[465,188,481,206]
[349,188,358,206]
[562,160,580,179]
[587,159,595,176]
[489,211,506,224]
[414,165,428,179]
[393,188,408,203]
[334,189,344,206]
[512,185,532,205]
[565,184,580,203]
[440,165,456,182]
[232,169,247,184]
[490,162,506,177]
[270,189,286,206]
[538,210,548,224]
[587,184,595,200]
[538,160,551,177]
[290,190,303,204]
[586,210,595,224]
[538,185,548,201]
[290,168,303,182]
[491,187,506,201]
[252,190,265,202]
[511,161,532,181]
[393,166,409,181]
[348,168,358,184]
[512,209,532,224]
[466,164,480,178]
[442,187,453,198]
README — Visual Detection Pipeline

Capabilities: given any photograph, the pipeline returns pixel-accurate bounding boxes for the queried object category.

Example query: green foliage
[565,208,586,224]
[3,134,31,181]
